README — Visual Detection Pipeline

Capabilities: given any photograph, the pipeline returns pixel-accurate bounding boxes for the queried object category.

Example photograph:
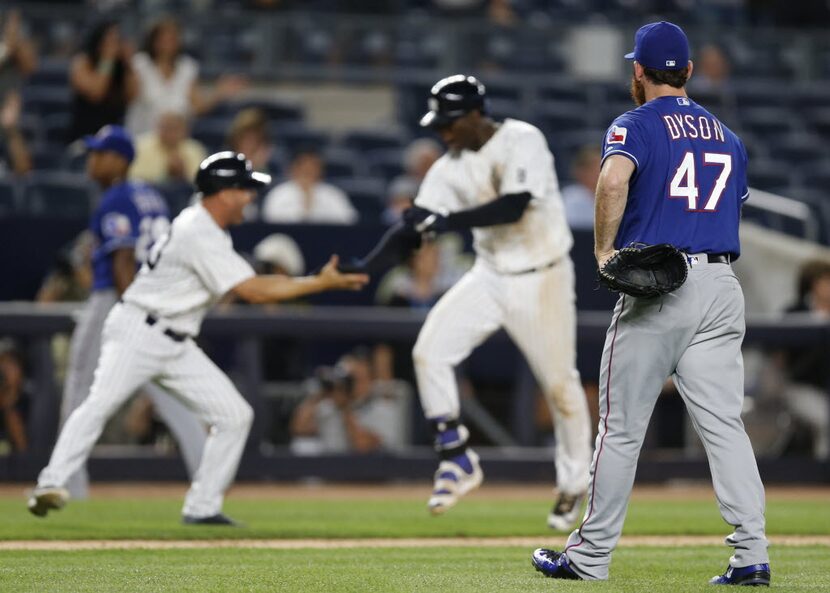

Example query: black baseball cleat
[710,563,771,586]
[182,513,241,526]
[531,548,583,580]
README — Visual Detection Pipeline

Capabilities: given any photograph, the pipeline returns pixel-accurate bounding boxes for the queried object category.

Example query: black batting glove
[403,206,449,233]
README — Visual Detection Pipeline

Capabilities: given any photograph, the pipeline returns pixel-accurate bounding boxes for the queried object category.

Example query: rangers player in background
[58,125,206,500]
[351,75,592,529]
[531,22,770,585]
[29,151,369,524]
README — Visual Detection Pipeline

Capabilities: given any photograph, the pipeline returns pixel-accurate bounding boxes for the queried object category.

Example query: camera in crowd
[315,364,355,396]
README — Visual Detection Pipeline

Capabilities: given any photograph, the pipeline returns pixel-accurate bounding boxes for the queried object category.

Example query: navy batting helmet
[419,74,487,129]
[195,151,271,196]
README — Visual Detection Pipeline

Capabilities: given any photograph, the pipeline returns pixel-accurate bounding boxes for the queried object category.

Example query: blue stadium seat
[154,181,196,216]
[805,108,830,137]
[366,149,404,182]
[30,144,64,171]
[275,122,329,153]
[43,112,71,146]
[768,134,828,168]
[539,79,590,104]
[740,108,795,139]
[341,129,408,152]
[212,99,304,123]
[27,58,70,87]
[532,102,593,136]
[330,177,386,224]
[747,160,794,192]
[21,172,96,218]
[191,117,232,153]
[21,85,72,118]
[0,179,19,216]
[321,148,363,179]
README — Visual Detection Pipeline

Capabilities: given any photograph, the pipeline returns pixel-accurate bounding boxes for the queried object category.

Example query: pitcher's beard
[630,76,646,106]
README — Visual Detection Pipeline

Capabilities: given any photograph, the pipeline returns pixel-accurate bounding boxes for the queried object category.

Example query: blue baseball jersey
[90,181,170,291]
[602,95,749,258]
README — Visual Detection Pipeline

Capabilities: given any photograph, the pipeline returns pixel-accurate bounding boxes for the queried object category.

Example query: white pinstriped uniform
[413,119,592,495]
[38,202,255,517]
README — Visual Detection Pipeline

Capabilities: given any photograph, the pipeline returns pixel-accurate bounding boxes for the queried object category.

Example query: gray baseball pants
[59,290,207,498]
[563,259,768,580]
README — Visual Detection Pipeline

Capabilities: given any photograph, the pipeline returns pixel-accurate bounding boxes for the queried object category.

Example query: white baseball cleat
[27,486,70,518]
[547,491,586,531]
[428,449,483,515]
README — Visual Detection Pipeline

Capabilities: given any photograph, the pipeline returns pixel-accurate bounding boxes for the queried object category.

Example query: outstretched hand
[319,255,370,291]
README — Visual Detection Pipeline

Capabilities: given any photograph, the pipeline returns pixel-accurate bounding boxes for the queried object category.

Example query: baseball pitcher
[531,22,770,586]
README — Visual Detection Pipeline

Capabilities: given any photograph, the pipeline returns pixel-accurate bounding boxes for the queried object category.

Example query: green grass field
[0,485,827,592]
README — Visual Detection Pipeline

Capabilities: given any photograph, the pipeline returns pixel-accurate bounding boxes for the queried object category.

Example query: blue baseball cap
[83,125,135,163]
[624,21,690,71]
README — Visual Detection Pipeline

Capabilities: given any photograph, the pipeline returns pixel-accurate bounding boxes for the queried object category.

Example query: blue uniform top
[90,181,170,291]
[602,95,749,258]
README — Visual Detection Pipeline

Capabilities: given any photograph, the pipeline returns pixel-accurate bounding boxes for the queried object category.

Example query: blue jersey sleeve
[94,187,142,256]
[601,113,649,171]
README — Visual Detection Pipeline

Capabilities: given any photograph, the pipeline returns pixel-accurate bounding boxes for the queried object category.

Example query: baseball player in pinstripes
[531,22,770,586]
[351,75,592,529]
[58,125,206,500]
[28,151,368,524]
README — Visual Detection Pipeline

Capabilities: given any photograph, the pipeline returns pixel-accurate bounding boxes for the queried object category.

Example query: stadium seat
[747,160,794,192]
[532,102,593,136]
[154,181,196,216]
[539,79,590,104]
[321,148,364,179]
[275,122,329,153]
[740,107,795,139]
[769,134,829,171]
[191,117,232,153]
[30,144,64,171]
[21,85,72,118]
[0,179,19,216]
[366,149,404,182]
[341,129,408,152]
[27,58,70,87]
[21,172,96,219]
[330,177,386,224]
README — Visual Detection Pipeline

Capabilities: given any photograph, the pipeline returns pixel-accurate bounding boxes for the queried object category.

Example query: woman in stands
[68,21,137,143]
[125,17,245,137]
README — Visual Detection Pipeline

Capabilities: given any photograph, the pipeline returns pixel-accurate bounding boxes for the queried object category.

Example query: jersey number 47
[669,152,732,212]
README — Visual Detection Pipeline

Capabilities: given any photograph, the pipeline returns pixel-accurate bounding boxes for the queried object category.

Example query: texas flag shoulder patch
[607,125,628,145]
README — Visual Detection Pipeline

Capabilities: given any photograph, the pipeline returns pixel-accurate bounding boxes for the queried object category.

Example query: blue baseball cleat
[531,548,582,580]
[710,563,771,586]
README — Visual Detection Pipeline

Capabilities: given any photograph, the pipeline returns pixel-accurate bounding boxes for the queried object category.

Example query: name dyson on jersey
[661,113,726,142]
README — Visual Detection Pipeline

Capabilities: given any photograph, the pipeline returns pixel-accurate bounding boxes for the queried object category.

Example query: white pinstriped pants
[413,258,592,495]
[60,290,207,500]
[38,302,253,518]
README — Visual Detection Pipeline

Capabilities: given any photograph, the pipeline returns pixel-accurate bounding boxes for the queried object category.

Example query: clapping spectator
[0,9,37,99]
[129,111,206,183]
[227,108,274,173]
[126,17,247,137]
[69,21,138,142]
[0,89,31,175]
[261,149,358,224]
[0,338,30,454]
[561,145,600,230]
